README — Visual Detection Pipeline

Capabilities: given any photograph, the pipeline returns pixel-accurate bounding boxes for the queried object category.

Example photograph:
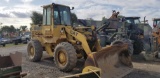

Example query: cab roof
[153,18,160,21]
[42,3,70,8]
[125,17,140,19]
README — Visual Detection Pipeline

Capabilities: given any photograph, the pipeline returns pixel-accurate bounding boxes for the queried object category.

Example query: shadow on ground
[132,53,160,65]
[33,57,84,74]
[124,69,160,78]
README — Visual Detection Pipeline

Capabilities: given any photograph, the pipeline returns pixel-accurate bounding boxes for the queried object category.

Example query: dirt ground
[1,44,160,78]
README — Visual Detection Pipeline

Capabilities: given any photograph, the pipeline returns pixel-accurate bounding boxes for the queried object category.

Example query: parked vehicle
[7,38,13,43]
[12,36,22,45]
[0,38,6,47]
[21,32,31,43]
[12,32,31,45]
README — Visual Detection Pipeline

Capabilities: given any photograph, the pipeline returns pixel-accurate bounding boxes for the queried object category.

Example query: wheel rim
[29,46,35,58]
[58,50,67,66]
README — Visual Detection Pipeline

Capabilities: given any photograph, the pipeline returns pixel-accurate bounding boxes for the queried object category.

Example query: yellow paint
[59,51,67,65]
[82,66,101,77]
[65,27,92,55]
[44,44,53,56]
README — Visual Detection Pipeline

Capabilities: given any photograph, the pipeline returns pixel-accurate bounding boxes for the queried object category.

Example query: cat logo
[70,30,78,36]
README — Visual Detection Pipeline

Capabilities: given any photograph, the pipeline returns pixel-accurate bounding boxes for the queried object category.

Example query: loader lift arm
[64,26,99,55]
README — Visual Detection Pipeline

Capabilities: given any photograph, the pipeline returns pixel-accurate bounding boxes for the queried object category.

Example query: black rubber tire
[133,38,143,55]
[111,38,133,55]
[27,40,43,62]
[54,42,77,72]
[14,41,18,45]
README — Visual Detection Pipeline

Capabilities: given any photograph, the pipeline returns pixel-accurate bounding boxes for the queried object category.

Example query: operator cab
[124,17,143,32]
[125,17,141,24]
[153,18,160,28]
[42,3,72,26]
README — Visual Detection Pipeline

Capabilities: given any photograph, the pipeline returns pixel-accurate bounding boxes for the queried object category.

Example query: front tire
[27,40,43,62]
[54,42,77,72]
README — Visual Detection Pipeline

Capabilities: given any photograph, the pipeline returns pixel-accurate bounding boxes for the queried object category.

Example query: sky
[0,0,159,28]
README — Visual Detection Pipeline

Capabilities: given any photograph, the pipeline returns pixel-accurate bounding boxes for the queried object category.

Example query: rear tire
[14,41,18,45]
[133,38,143,55]
[54,42,77,72]
[111,38,133,55]
[27,40,43,62]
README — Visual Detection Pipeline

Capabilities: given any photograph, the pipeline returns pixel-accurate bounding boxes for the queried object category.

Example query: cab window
[43,7,51,25]
[53,5,71,26]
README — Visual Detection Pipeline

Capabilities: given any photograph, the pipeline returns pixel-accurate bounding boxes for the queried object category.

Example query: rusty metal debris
[0,52,27,78]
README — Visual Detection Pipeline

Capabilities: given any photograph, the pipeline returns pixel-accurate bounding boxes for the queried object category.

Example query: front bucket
[85,44,133,78]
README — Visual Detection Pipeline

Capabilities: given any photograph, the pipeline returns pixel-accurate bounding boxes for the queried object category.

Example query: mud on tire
[54,42,77,72]
[27,40,43,62]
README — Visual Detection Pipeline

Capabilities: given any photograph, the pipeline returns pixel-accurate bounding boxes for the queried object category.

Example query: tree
[0,25,16,37]
[9,25,16,33]
[102,16,107,24]
[1,26,10,32]
[86,18,94,26]
[117,15,125,19]
[31,11,43,24]
[20,26,27,32]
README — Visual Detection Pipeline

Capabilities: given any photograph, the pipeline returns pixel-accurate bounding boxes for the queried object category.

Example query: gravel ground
[0,44,160,78]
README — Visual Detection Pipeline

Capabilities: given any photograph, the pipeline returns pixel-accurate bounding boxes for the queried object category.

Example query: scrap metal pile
[0,52,27,78]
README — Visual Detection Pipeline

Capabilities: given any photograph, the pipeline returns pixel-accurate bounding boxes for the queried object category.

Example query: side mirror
[71,7,74,10]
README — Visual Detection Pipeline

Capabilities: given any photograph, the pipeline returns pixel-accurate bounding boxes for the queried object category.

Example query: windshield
[54,5,71,26]
[126,19,140,24]
[154,20,160,25]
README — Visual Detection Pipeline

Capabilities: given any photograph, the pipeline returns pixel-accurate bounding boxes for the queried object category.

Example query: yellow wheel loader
[28,3,133,78]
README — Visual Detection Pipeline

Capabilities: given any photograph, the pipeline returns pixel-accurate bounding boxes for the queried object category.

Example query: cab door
[42,7,53,37]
